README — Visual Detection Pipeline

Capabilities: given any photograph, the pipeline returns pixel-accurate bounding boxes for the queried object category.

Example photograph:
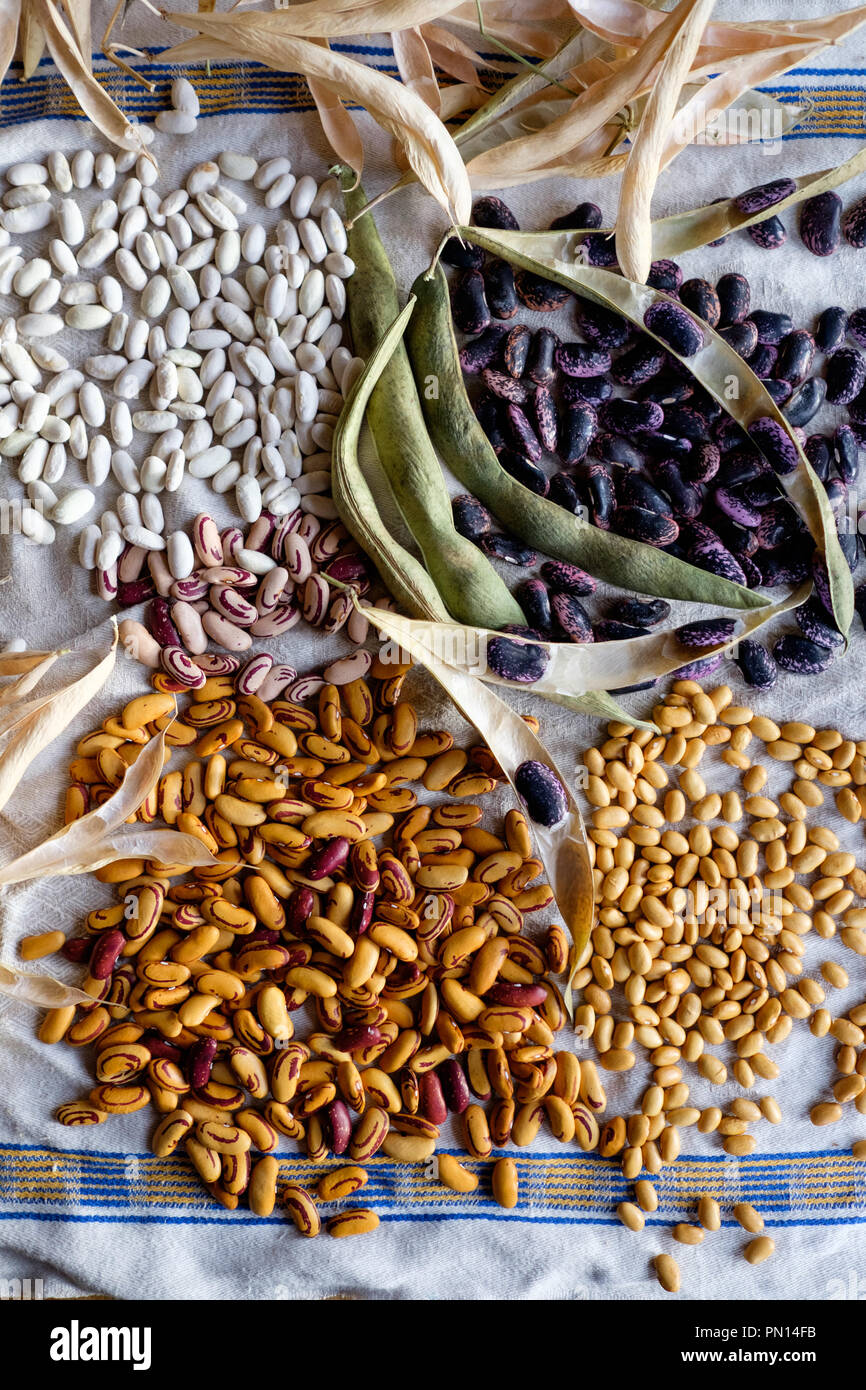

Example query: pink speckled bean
[249,604,300,637]
[255,663,296,701]
[236,652,273,694]
[193,513,223,567]
[284,533,312,583]
[201,610,252,652]
[202,566,257,588]
[147,550,174,597]
[118,543,146,583]
[286,675,324,701]
[161,645,207,688]
[172,600,208,655]
[210,585,258,626]
[256,565,289,613]
[323,649,372,685]
[119,618,161,668]
[195,652,242,674]
[302,574,330,625]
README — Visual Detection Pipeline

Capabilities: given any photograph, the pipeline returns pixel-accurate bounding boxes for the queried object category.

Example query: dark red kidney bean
[784,377,825,429]
[747,216,787,249]
[548,472,583,513]
[482,366,530,403]
[499,449,548,496]
[189,1036,218,1089]
[117,577,156,606]
[441,235,484,270]
[552,592,594,642]
[503,324,531,378]
[613,505,679,547]
[608,597,671,627]
[593,618,645,641]
[736,638,777,689]
[483,258,519,319]
[514,760,568,827]
[720,320,758,358]
[460,324,507,374]
[833,424,860,483]
[480,534,538,566]
[652,460,702,519]
[804,434,832,480]
[350,890,375,935]
[517,578,553,635]
[526,327,559,384]
[816,305,847,352]
[147,596,182,648]
[306,836,350,880]
[735,177,796,214]
[90,929,125,979]
[438,1058,471,1114]
[574,298,630,349]
[285,886,315,934]
[472,195,519,230]
[325,1100,352,1155]
[774,633,834,673]
[506,402,542,460]
[556,342,612,378]
[418,1072,448,1126]
[716,272,751,326]
[776,330,815,384]
[679,278,721,326]
[61,936,92,963]
[452,494,493,541]
[541,559,596,596]
[475,392,508,452]
[748,417,799,474]
[452,269,490,335]
[747,343,778,378]
[750,310,793,344]
[643,301,704,357]
[485,635,549,683]
[141,1033,183,1062]
[800,191,842,256]
[514,269,571,311]
[796,595,844,650]
[647,259,683,293]
[336,1026,383,1054]
[825,347,866,405]
[534,385,558,452]
[582,232,619,267]
[561,374,612,405]
[487,983,548,1007]
[550,201,602,230]
[612,341,667,386]
[561,402,597,464]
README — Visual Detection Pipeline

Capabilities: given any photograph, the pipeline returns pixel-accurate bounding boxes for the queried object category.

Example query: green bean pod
[406,264,766,610]
[341,179,525,631]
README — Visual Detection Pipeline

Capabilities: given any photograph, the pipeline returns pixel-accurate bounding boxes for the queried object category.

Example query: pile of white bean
[0,95,362,609]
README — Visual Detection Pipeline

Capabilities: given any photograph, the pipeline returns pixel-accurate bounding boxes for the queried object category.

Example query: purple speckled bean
[286,675,324,701]
[256,566,289,613]
[235,652,274,694]
[171,575,209,602]
[674,652,725,680]
[323,649,372,685]
[250,604,301,637]
[147,596,182,648]
[90,929,125,980]
[255,662,296,701]
[195,652,242,674]
[189,1036,218,1089]
[201,610,252,652]
[302,573,330,625]
[306,835,350,880]
[325,1099,352,1155]
[438,1058,471,1114]
[193,513,223,567]
[161,645,207,688]
[210,584,258,626]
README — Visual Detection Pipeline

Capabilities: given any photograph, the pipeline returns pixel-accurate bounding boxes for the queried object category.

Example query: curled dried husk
[34,0,146,152]
[19,0,45,79]
[458,228,854,634]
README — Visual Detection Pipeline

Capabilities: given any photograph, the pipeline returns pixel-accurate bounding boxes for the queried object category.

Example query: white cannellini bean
[52,487,95,525]
[165,449,185,492]
[140,493,164,533]
[47,153,73,193]
[14,257,51,296]
[320,206,348,255]
[219,152,258,181]
[48,239,78,276]
[3,203,54,234]
[87,434,112,485]
[156,110,197,136]
[119,205,147,248]
[95,154,116,190]
[71,149,94,189]
[122,523,165,551]
[20,504,55,544]
[254,157,291,191]
[16,312,63,338]
[79,523,101,568]
[265,173,296,210]
[290,175,317,220]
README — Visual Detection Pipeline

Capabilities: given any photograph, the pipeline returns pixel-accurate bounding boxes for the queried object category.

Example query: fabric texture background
[1,0,866,1301]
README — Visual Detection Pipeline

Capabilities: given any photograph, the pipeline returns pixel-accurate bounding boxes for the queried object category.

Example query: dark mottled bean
[580,459,616,528]
[547,472,583,512]
[717,452,766,487]
[682,441,720,485]
[592,433,643,469]
[601,399,664,436]
[848,308,866,346]
[735,178,796,214]
[676,617,736,649]
[720,320,758,358]
[816,305,847,353]
[743,474,783,509]
[441,235,485,270]
[593,619,645,641]
[855,582,866,628]
[634,429,692,462]
[764,378,793,407]
[575,299,631,349]
[711,512,759,556]
[452,494,494,541]
[750,310,793,345]
[776,330,815,384]
[796,595,844,650]
[619,471,673,517]
[550,202,602,230]
[800,191,842,256]
[784,377,825,429]
[582,233,619,267]
[679,278,720,327]
[643,301,704,357]
[612,340,667,386]
[540,559,596,595]
[843,196,866,248]
[483,258,520,319]
[837,531,860,575]
[738,555,764,588]
[716,273,750,326]
[674,652,724,680]
[460,325,506,374]
[748,417,799,474]
[515,269,571,312]
[500,623,544,640]
[480,534,538,566]
[689,537,747,586]
[761,552,812,585]
[527,328,559,384]
[534,385,558,452]
[472,196,519,230]
[514,760,568,827]
[562,375,612,405]
[552,592,594,642]
[713,416,748,453]
[607,596,671,627]
[557,341,612,377]
[561,401,597,464]
[639,374,693,406]
[475,393,507,452]
[833,424,860,484]
[503,324,532,378]
[747,344,778,378]
[804,434,832,481]
[661,405,710,442]
[747,216,787,249]
[486,635,549,683]
[773,633,834,673]
[652,460,702,519]
[613,505,679,547]
[452,269,490,335]
[517,578,553,634]
[736,638,777,689]
[825,347,866,405]
[499,449,549,496]
[714,485,762,528]
[647,259,683,293]
[506,402,542,461]
[483,366,530,404]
